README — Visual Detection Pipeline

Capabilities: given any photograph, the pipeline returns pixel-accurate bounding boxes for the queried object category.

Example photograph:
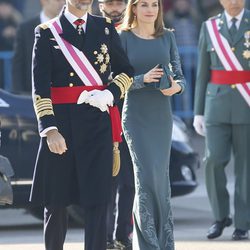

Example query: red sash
[206,19,250,106]
[211,70,250,84]
[51,86,122,143]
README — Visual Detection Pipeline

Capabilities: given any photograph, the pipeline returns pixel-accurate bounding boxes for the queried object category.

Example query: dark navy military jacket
[30,11,134,207]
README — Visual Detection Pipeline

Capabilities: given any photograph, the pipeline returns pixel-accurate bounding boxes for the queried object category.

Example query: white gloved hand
[77,90,91,104]
[193,115,206,136]
[87,89,114,112]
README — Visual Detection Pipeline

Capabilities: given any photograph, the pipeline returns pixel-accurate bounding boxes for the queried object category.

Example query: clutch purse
[147,64,173,89]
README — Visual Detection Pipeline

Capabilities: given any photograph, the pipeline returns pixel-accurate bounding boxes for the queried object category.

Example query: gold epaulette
[33,95,54,118]
[106,17,112,24]
[39,23,49,30]
[113,73,133,98]
[209,13,221,20]
[39,17,57,30]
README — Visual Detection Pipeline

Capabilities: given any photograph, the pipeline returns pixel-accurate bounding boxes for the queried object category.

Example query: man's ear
[99,3,104,12]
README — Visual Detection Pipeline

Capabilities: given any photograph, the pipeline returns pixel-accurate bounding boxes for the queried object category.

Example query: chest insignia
[93,44,110,74]
[244,31,250,49]
[243,50,250,60]
[105,27,110,35]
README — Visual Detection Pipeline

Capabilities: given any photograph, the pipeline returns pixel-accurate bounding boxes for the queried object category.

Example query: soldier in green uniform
[193,0,250,240]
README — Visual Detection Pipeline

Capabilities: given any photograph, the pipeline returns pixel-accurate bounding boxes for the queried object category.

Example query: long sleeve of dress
[169,31,186,94]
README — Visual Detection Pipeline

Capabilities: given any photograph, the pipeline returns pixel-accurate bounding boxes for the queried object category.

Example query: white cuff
[40,126,58,137]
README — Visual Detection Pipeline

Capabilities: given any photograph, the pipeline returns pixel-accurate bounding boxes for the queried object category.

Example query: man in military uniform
[98,1,134,249]
[30,0,134,249]
[193,0,250,241]
[99,0,126,26]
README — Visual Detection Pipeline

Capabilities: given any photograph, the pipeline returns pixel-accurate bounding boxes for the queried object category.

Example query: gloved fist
[77,90,91,104]
[77,89,114,112]
[193,115,206,136]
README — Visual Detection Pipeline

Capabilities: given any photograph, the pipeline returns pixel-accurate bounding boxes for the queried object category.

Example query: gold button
[231,47,235,52]
[211,48,215,51]
[70,72,74,77]
[231,84,236,89]
[69,83,74,87]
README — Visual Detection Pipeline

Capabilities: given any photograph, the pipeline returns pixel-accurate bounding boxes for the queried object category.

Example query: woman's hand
[143,65,163,83]
[160,76,182,96]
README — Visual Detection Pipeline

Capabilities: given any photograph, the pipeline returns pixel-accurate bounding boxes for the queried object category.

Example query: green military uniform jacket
[194,9,250,124]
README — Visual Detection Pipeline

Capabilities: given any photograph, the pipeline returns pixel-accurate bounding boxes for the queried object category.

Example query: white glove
[193,115,206,136]
[77,90,91,104]
[78,89,114,112]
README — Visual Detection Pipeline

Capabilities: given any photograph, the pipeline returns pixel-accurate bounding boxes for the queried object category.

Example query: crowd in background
[0,0,250,119]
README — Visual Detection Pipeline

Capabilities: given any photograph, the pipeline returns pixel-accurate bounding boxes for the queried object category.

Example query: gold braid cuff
[113,73,133,98]
[33,95,54,119]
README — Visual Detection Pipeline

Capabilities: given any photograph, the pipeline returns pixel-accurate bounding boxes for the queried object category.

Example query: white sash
[206,18,250,107]
[48,18,103,86]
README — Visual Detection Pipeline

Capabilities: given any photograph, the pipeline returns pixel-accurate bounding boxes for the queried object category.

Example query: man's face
[67,0,93,10]
[99,0,126,22]
[219,0,245,16]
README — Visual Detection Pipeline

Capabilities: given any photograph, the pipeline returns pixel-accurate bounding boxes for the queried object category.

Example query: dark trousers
[44,204,107,250]
[107,178,135,241]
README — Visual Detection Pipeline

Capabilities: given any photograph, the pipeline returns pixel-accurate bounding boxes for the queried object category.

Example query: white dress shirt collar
[224,9,245,29]
[64,8,88,32]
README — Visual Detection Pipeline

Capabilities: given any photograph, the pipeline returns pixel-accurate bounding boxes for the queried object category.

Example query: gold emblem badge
[101,44,108,54]
[100,64,107,73]
[93,44,110,74]
[243,50,250,59]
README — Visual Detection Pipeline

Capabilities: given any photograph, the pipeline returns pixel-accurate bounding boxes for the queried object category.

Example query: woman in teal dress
[119,0,185,249]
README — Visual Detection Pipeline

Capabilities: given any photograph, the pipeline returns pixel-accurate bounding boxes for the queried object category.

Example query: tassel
[112,142,120,177]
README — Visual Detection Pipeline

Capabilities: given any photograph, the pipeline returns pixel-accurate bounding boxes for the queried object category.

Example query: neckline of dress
[130,30,157,41]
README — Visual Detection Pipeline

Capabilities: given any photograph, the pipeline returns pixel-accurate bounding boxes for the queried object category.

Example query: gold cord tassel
[112,142,120,177]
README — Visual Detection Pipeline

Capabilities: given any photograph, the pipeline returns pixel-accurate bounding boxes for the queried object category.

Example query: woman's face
[133,0,159,24]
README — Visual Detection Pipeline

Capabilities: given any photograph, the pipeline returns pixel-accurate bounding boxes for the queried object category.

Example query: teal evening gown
[120,30,185,250]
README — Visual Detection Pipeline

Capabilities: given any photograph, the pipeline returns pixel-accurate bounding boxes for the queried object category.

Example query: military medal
[105,27,109,35]
[243,31,250,60]
[244,31,250,48]
[94,44,109,73]
[77,26,82,35]
[243,50,250,59]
